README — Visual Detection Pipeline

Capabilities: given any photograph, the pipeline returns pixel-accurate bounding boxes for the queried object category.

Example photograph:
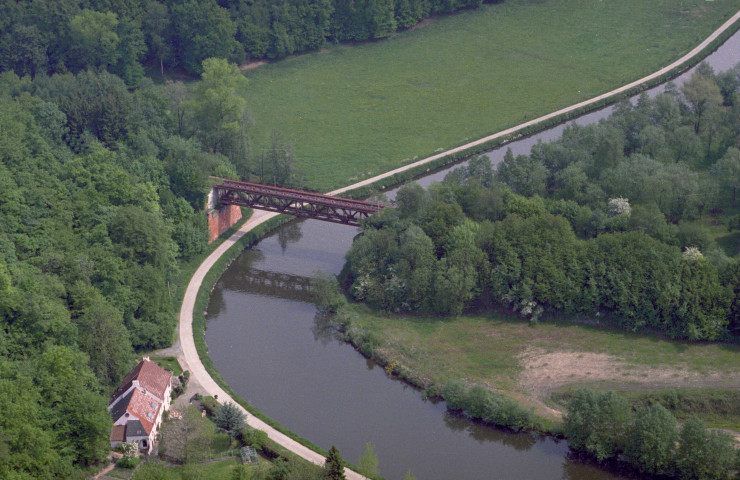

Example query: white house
[108,357,172,454]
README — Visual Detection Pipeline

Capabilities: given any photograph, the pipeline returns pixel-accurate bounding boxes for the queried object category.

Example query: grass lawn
[238,0,738,190]
[350,306,740,425]
[174,458,270,478]
[147,355,183,377]
[102,466,135,480]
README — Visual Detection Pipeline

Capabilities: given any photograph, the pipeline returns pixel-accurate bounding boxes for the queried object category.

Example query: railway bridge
[206,179,385,242]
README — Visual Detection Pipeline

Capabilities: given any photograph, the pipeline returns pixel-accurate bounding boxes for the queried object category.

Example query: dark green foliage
[240,427,269,450]
[675,418,736,480]
[117,456,140,468]
[200,395,221,417]
[342,71,740,340]
[311,271,347,313]
[0,53,238,474]
[564,390,738,480]
[324,445,346,480]
[563,389,632,461]
[0,0,490,78]
[624,404,678,476]
[214,401,247,438]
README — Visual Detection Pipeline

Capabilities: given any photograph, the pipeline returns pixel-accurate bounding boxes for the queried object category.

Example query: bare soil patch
[240,60,268,71]
[518,348,740,398]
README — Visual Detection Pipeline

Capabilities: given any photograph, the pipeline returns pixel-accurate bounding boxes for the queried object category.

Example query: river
[204,31,740,480]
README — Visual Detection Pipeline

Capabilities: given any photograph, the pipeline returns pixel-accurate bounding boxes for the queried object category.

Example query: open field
[350,308,740,426]
[240,0,738,190]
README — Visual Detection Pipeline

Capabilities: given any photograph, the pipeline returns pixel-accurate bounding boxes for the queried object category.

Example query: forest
[0,1,500,476]
[341,64,740,342]
[1,0,497,79]
[0,53,278,475]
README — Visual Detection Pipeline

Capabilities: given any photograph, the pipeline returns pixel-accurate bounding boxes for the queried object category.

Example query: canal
[204,32,740,480]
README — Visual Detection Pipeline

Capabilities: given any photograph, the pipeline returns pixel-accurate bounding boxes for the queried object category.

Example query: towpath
[177,10,740,479]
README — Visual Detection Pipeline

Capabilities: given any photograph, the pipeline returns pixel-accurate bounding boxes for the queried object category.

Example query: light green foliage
[186,58,248,153]
[240,0,737,190]
[120,441,139,459]
[357,442,379,476]
[682,70,724,134]
[402,470,417,480]
[133,461,179,480]
[69,9,120,68]
[159,406,215,464]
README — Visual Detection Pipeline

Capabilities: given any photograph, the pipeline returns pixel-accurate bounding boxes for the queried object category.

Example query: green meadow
[350,308,740,426]
[239,0,738,190]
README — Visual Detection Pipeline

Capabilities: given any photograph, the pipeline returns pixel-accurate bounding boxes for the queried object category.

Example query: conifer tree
[325,445,346,480]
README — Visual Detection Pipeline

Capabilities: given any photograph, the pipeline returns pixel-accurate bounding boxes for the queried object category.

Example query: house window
[142,439,148,448]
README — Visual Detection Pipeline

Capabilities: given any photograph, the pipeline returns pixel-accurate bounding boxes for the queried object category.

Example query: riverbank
[240,0,739,191]
[340,306,740,432]
[176,11,740,479]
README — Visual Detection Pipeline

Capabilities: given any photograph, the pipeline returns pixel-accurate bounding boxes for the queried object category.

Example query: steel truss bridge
[213,179,384,226]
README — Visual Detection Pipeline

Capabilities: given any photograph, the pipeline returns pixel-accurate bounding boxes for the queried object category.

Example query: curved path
[178,10,740,478]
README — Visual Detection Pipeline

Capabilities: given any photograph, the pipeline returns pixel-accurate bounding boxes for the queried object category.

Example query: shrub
[240,427,268,450]
[624,404,678,476]
[564,389,632,461]
[675,417,736,480]
[117,456,140,469]
[200,396,220,417]
[441,380,535,431]
[441,380,468,411]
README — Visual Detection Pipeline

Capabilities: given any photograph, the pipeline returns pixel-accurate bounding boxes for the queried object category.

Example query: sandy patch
[240,60,268,71]
[518,348,740,398]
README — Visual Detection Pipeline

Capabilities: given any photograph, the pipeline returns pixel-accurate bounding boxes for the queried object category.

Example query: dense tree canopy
[0,0,500,77]
[342,66,740,342]
[565,389,736,480]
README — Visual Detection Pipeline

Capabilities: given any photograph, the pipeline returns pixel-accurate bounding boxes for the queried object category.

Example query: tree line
[1,0,502,80]
[564,389,736,480]
[341,64,740,342]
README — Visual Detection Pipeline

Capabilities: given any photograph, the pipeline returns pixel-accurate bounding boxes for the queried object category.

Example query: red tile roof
[110,425,127,442]
[111,359,171,404]
[136,360,172,401]
[127,388,161,434]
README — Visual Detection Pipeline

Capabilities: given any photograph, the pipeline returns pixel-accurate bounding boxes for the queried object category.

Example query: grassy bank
[343,306,740,430]
[241,0,738,190]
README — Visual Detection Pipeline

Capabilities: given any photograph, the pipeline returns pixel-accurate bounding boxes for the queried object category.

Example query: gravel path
[177,11,740,479]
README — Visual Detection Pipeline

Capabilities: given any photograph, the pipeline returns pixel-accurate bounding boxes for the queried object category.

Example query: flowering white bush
[683,246,703,261]
[120,441,139,458]
[519,300,543,323]
[607,197,631,217]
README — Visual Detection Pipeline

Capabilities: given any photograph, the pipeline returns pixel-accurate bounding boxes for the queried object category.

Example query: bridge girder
[213,180,383,226]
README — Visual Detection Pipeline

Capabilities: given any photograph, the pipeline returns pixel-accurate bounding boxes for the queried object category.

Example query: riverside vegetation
[1,0,738,477]
[322,66,740,479]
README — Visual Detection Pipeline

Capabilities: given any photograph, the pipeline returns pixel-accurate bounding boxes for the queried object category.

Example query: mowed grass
[351,308,740,394]
[240,0,738,190]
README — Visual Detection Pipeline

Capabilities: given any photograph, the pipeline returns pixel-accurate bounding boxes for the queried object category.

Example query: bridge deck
[213,179,383,226]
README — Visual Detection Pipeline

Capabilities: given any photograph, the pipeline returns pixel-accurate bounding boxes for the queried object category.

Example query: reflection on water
[206,31,740,480]
[206,220,625,480]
